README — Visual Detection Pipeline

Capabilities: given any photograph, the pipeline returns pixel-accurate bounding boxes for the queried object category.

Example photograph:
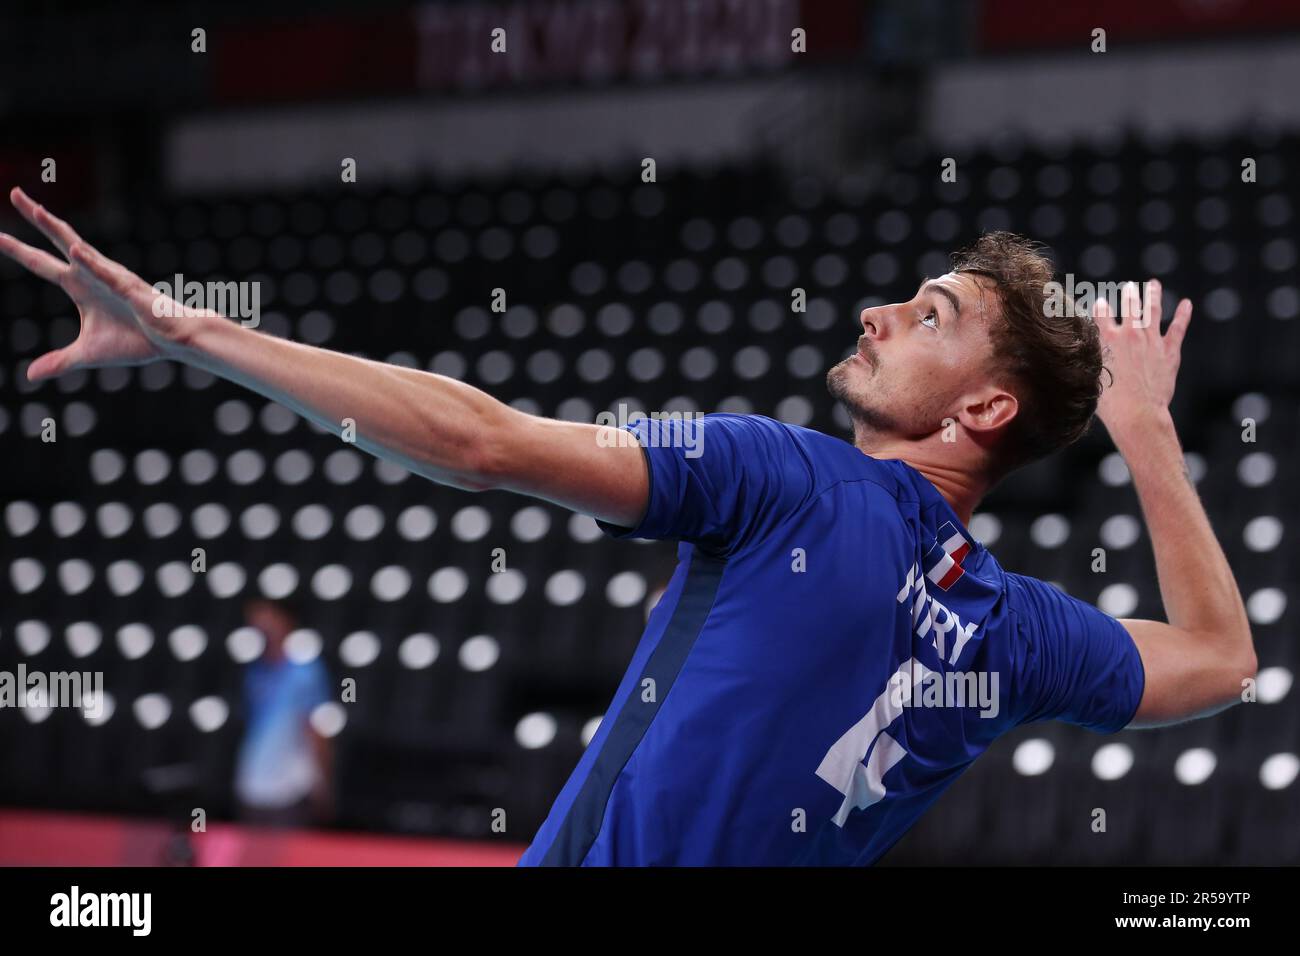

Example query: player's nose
[860,305,891,340]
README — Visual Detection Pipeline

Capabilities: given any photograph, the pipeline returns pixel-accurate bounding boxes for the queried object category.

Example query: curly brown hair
[951,231,1105,472]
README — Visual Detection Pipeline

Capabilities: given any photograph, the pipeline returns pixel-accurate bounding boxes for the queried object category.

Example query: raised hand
[1093,279,1192,432]
[0,188,202,382]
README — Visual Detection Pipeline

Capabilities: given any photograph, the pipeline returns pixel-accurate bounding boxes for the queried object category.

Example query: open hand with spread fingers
[1092,278,1192,434]
[0,187,206,382]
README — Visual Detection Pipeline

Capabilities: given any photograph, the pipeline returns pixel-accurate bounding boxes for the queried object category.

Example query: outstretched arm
[0,188,648,526]
[1095,281,1256,729]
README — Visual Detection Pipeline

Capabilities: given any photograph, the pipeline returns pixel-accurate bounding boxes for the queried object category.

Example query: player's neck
[853,433,986,527]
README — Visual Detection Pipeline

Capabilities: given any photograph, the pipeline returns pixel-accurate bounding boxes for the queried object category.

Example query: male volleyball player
[1,188,1255,864]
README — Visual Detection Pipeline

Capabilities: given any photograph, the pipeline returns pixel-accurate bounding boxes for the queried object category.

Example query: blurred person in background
[235,597,335,828]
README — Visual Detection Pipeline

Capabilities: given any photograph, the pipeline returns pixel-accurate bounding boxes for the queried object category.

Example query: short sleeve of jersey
[596,413,818,556]
[1005,573,1146,734]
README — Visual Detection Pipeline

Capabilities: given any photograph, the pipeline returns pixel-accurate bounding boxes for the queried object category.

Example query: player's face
[826,272,998,440]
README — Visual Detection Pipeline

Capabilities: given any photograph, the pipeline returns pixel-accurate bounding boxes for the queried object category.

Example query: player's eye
[921,310,940,330]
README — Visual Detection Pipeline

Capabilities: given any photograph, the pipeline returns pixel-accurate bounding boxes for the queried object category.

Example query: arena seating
[1,128,1295,862]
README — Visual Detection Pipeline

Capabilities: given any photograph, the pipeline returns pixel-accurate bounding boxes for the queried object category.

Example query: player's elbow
[1181,627,1256,714]
[1212,631,1256,708]
[409,388,515,491]
[1235,643,1258,686]
[445,443,503,492]
[416,435,497,492]
[1225,622,1258,685]
[1202,620,1257,681]
[453,409,514,492]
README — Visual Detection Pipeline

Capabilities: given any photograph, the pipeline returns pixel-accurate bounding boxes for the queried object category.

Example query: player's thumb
[26,345,79,382]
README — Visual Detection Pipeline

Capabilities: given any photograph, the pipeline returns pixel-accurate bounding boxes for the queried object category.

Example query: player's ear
[957,387,1018,435]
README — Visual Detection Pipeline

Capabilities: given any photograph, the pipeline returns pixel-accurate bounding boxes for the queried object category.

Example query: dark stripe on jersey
[539,550,727,865]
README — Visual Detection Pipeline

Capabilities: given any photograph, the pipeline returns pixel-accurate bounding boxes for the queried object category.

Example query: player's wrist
[1102,403,1175,450]
[163,309,231,364]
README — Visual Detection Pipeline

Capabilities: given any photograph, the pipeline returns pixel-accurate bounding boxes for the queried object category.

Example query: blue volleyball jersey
[518,413,1146,866]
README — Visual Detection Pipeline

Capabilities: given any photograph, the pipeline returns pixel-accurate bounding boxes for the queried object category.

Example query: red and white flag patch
[924,521,971,591]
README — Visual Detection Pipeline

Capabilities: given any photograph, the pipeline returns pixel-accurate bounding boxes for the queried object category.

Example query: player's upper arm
[478,406,651,528]
[1006,573,1146,734]
[1118,618,1256,729]
[480,409,818,553]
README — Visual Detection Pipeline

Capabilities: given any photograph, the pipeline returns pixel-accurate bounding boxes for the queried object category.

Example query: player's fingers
[0,231,69,284]
[1142,278,1162,331]
[1165,297,1193,354]
[1120,281,1143,330]
[1092,294,1117,336]
[10,187,84,258]
[69,241,150,309]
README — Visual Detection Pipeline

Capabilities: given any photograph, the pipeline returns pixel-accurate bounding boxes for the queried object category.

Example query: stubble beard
[827,355,901,440]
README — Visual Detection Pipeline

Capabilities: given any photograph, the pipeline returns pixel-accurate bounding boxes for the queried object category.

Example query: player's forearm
[176,313,510,489]
[1108,407,1253,664]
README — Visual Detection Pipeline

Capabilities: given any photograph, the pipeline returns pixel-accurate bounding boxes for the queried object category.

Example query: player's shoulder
[699,412,907,496]
[1001,569,1072,605]
[999,570,1053,618]
[999,569,1113,636]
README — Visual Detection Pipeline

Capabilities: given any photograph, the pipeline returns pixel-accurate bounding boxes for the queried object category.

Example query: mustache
[857,337,878,369]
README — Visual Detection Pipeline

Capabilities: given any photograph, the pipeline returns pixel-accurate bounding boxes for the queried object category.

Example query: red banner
[212,0,861,103]
[0,809,524,867]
